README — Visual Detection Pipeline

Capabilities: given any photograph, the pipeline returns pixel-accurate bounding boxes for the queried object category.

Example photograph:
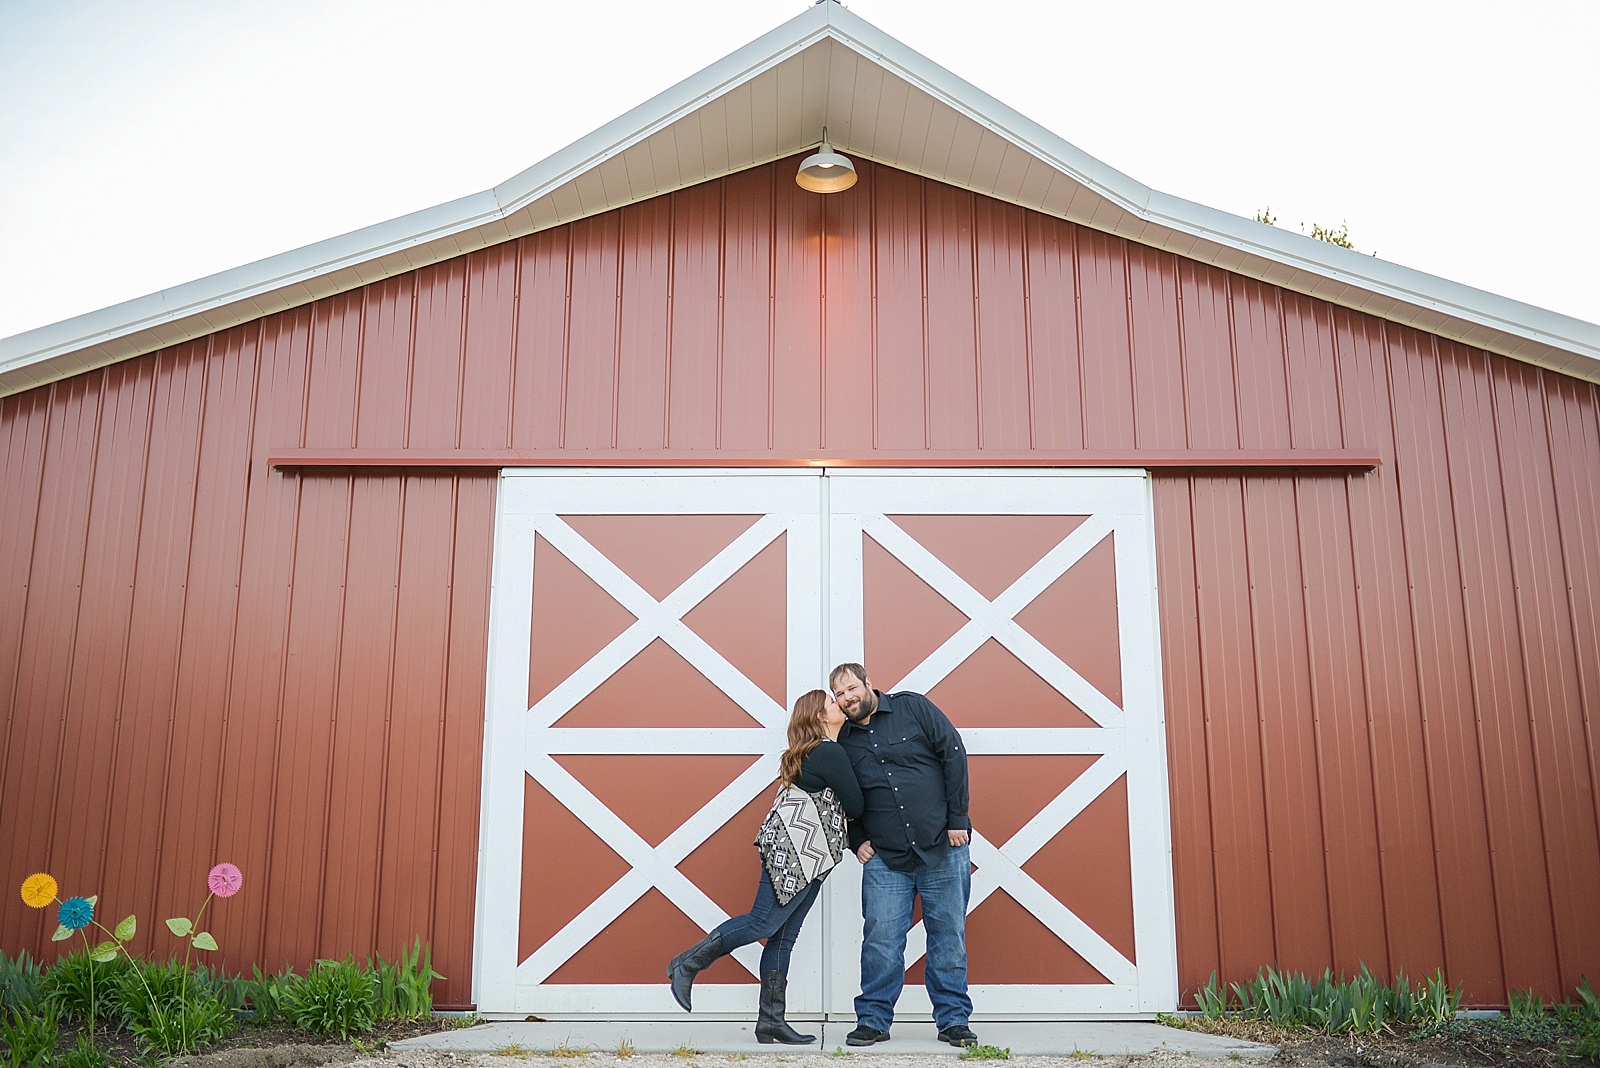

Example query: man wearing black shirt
[830,662,977,1047]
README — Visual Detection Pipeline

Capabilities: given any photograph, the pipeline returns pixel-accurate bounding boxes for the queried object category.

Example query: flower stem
[78,929,96,1045]
[180,891,215,1051]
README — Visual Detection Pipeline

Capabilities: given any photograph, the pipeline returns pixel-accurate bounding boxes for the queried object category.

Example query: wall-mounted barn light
[795,128,857,193]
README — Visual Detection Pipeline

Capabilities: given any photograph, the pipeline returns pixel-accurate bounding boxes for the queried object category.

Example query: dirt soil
[137,1016,1599,1068]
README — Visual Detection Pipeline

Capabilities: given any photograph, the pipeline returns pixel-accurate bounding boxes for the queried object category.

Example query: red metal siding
[3,156,1598,1007]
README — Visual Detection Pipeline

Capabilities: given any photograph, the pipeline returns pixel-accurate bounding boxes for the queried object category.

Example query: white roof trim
[4,1,1597,398]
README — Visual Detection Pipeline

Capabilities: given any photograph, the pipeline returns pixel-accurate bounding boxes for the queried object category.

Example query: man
[830,662,976,1047]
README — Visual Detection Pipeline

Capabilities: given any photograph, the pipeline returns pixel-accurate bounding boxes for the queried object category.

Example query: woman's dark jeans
[710,863,823,976]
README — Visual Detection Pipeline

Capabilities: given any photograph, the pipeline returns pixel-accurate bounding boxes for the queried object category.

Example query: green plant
[283,958,376,1039]
[1559,977,1600,1059]
[370,938,443,1022]
[668,1044,699,1058]
[57,1033,111,1068]
[1207,963,1468,1036]
[958,1044,1010,1060]
[494,1043,530,1056]
[241,963,298,1025]
[1573,975,1600,1020]
[545,1040,590,1057]
[1414,969,1462,1025]
[1195,970,1229,1017]
[0,1004,58,1068]
[39,951,125,1026]
[1507,986,1543,1017]
[0,953,41,1017]
[614,1039,636,1057]
[114,958,235,1057]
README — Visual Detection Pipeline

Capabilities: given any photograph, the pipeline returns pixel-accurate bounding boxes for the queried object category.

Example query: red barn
[3,3,1597,1018]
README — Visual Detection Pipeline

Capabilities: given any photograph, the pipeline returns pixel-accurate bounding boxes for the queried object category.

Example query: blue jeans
[855,843,972,1031]
[710,864,824,976]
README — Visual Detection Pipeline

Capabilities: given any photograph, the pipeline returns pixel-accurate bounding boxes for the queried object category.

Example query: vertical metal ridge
[0,393,52,906]
[1487,360,1566,987]
[1541,378,1600,864]
[1433,334,1516,998]
[1020,209,1037,450]
[207,319,267,897]
[1529,377,1593,991]
[1376,318,1455,981]
[148,336,216,925]
[1069,224,1086,450]
[919,175,931,450]
[46,373,108,898]
[1333,313,1401,970]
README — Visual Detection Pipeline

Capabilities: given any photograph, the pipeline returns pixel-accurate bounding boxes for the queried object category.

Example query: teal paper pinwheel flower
[58,895,94,931]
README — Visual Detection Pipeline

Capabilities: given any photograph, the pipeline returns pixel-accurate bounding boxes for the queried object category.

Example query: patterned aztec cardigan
[754,785,849,905]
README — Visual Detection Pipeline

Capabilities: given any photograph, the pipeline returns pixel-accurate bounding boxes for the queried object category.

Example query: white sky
[2,0,1597,343]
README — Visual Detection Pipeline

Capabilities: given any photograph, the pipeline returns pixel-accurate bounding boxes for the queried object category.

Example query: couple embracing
[666,663,979,1048]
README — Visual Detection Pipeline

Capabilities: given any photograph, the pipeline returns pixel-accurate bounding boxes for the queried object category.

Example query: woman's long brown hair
[778,690,829,786]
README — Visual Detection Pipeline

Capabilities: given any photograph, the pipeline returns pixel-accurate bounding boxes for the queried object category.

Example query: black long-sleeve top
[793,739,865,819]
[838,689,970,872]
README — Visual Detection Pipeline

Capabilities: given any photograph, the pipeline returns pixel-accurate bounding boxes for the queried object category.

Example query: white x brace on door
[474,469,1176,1017]
[822,471,1178,1015]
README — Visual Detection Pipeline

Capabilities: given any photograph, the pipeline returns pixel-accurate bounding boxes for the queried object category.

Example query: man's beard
[843,690,877,722]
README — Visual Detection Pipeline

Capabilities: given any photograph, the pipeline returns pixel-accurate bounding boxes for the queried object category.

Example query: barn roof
[3,1,1598,398]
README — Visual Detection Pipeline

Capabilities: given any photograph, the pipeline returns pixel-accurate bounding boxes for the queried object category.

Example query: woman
[666,689,863,1044]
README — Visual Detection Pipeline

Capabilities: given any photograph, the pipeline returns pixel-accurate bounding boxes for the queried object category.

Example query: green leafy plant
[1414,969,1462,1025]
[0,1004,59,1068]
[370,938,443,1022]
[57,1033,111,1068]
[0,952,41,1017]
[241,963,299,1025]
[1195,970,1229,1017]
[1504,984,1542,1016]
[39,951,125,1027]
[1206,963,1462,1035]
[113,958,234,1057]
[958,1044,1010,1060]
[1558,977,1600,1060]
[283,958,376,1038]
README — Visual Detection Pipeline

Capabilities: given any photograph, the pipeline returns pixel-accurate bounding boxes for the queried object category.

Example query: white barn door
[475,471,824,1015]
[475,469,1177,1017]
[823,471,1177,1015]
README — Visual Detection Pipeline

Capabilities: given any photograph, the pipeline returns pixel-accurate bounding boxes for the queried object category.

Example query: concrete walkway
[394,1020,1274,1060]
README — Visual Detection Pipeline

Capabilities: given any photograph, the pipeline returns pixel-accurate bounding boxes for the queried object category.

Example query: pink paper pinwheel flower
[207,862,242,898]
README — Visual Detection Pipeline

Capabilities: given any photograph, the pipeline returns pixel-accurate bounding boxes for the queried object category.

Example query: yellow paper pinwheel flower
[21,873,57,908]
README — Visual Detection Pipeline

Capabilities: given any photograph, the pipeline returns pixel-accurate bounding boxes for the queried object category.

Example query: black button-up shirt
[838,689,970,872]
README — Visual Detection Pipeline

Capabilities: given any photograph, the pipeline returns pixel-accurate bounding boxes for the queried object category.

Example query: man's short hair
[829,663,868,691]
